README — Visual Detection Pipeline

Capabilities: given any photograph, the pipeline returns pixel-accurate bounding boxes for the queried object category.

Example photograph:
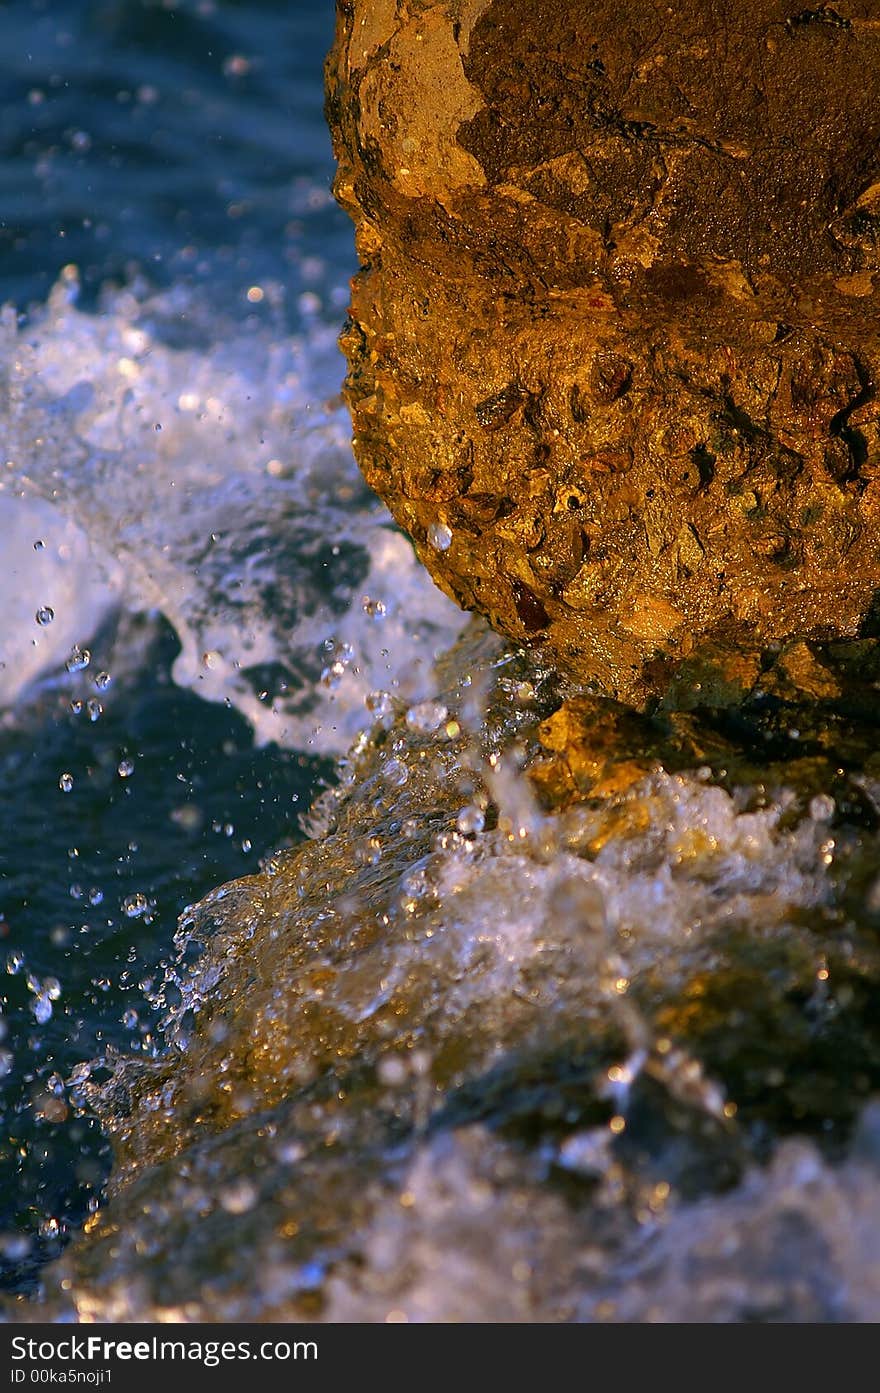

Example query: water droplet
[403,865,430,898]
[378,1055,408,1087]
[428,521,453,551]
[65,645,91,673]
[809,793,835,823]
[122,1008,139,1029]
[87,887,103,906]
[6,951,24,975]
[383,758,409,788]
[275,1139,305,1165]
[320,641,355,689]
[35,606,54,626]
[456,805,485,836]
[117,758,134,778]
[219,1179,258,1214]
[69,699,83,715]
[405,700,448,734]
[94,671,111,690]
[58,772,74,793]
[0,1051,13,1079]
[122,892,149,919]
[32,995,52,1025]
[224,53,252,78]
[44,977,61,1000]
[366,690,394,725]
[87,699,103,722]
[33,539,45,552]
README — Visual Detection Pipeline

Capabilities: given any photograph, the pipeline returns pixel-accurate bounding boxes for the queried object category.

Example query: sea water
[5,0,880,1323]
[0,0,459,1295]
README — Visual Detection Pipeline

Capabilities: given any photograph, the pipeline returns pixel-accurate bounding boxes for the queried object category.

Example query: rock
[326,0,880,700]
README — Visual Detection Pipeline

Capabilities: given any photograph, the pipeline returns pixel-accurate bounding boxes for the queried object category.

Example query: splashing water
[22,618,880,1322]
[0,274,464,753]
[0,265,468,1295]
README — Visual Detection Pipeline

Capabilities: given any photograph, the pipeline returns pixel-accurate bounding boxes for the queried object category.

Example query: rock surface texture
[326,0,880,700]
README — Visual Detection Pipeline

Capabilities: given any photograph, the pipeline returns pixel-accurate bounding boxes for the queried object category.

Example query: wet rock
[327,0,880,700]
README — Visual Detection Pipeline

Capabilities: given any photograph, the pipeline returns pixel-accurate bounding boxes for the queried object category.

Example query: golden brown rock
[326,0,880,699]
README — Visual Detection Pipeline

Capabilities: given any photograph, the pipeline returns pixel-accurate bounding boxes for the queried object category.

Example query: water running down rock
[32,619,880,1321]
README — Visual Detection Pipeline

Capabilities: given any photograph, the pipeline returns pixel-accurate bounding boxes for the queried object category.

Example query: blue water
[0,0,349,313]
[0,0,352,1294]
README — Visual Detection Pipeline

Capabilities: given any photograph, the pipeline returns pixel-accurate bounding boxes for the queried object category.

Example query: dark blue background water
[0,0,350,1295]
[0,0,349,311]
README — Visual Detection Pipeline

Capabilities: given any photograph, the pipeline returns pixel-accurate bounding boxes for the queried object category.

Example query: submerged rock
[28,622,880,1322]
[326,0,880,699]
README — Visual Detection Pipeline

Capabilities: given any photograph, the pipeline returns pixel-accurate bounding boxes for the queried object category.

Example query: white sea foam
[0,274,464,752]
[0,491,119,717]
